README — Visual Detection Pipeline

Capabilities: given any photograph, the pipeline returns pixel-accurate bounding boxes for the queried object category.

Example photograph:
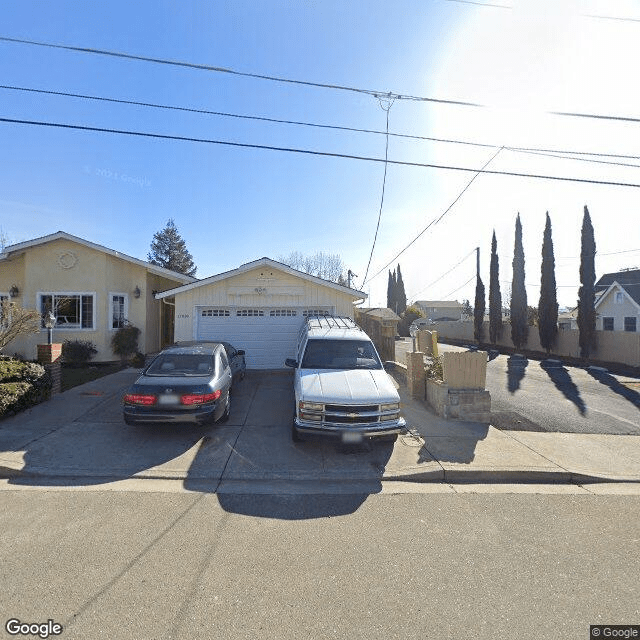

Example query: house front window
[615,292,624,304]
[603,317,614,331]
[109,293,128,329]
[624,317,637,332]
[39,293,95,329]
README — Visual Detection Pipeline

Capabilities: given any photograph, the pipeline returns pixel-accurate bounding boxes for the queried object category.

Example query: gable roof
[415,300,463,308]
[155,257,367,300]
[595,269,640,306]
[357,307,400,321]
[0,231,197,284]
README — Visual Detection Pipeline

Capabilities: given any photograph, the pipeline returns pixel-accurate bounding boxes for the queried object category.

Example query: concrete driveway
[0,369,421,492]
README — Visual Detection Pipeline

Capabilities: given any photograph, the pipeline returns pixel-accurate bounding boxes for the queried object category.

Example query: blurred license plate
[342,432,363,443]
[158,394,179,405]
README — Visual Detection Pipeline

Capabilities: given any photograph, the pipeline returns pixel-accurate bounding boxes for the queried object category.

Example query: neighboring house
[414,300,463,322]
[558,308,578,330]
[594,268,640,333]
[156,257,367,369]
[0,231,196,361]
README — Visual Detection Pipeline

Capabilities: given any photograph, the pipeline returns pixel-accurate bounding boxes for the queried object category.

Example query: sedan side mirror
[285,358,298,368]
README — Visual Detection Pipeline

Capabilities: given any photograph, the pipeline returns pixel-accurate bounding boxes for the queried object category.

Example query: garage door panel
[196,307,327,369]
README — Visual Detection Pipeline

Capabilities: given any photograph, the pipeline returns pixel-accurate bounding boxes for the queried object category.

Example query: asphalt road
[0,489,637,640]
[396,338,640,435]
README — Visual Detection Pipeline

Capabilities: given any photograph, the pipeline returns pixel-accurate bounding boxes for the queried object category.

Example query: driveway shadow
[586,369,640,410]
[507,356,528,393]
[540,361,587,415]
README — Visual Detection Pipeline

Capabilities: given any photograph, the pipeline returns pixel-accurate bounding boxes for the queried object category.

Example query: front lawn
[61,363,122,392]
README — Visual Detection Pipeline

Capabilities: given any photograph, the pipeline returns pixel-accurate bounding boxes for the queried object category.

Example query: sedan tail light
[124,393,157,406]
[180,390,221,405]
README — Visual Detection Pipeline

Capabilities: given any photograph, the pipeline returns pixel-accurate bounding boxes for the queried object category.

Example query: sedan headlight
[381,403,400,412]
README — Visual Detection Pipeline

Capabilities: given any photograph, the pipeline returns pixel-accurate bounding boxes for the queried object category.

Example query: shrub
[0,359,51,416]
[111,323,141,364]
[397,305,424,337]
[131,351,146,368]
[62,340,98,366]
[425,355,443,381]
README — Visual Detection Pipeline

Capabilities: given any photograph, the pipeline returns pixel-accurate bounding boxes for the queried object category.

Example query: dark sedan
[123,342,245,426]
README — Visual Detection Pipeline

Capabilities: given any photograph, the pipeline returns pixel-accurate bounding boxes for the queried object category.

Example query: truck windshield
[301,339,382,370]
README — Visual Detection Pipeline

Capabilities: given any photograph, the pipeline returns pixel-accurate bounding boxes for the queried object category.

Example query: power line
[506,147,640,170]
[363,147,504,286]
[2,36,639,127]
[4,116,640,192]
[443,275,476,299]
[0,35,482,108]
[409,249,476,299]
[6,83,640,164]
[552,111,640,124]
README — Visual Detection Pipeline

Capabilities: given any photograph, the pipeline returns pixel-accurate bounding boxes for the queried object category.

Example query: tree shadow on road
[507,356,528,393]
[586,369,640,410]
[540,361,587,416]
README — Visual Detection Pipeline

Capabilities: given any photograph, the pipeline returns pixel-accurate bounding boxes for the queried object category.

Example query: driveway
[0,369,412,491]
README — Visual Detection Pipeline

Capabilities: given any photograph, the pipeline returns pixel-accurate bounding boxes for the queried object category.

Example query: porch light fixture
[9,285,19,298]
[44,311,56,344]
[134,286,141,299]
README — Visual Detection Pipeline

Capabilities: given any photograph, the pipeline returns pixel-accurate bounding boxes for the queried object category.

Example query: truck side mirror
[285,358,298,368]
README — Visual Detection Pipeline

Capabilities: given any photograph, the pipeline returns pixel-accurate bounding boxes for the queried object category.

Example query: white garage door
[196,307,332,369]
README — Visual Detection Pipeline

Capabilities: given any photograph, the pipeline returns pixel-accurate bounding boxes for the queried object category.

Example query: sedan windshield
[301,339,382,370]
[146,354,214,376]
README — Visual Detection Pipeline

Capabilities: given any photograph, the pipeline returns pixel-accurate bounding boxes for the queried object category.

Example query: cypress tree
[474,275,486,343]
[396,264,407,315]
[489,231,502,344]
[577,205,597,359]
[538,212,558,353]
[148,219,197,276]
[510,214,529,350]
[387,270,394,309]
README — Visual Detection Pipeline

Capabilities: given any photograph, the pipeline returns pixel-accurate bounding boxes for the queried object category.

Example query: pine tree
[577,205,597,359]
[148,219,197,276]
[538,212,558,353]
[510,214,529,350]
[474,275,485,343]
[396,264,407,315]
[489,231,502,344]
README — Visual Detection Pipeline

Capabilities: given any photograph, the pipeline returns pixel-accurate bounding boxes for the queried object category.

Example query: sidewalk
[0,366,639,490]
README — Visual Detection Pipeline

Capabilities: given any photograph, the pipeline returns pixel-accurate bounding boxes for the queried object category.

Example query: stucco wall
[172,266,359,342]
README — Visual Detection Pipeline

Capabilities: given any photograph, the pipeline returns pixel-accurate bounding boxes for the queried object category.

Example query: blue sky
[1,0,639,308]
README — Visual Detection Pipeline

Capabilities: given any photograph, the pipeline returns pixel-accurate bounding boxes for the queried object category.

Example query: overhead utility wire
[2,36,638,126]
[362,96,395,285]
[4,116,640,192]
[362,146,504,286]
[409,249,476,299]
[443,275,477,299]
[0,36,482,107]
[552,110,640,124]
[5,84,640,163]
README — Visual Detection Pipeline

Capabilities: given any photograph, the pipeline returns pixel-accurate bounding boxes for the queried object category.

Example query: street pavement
[0,360,639,493]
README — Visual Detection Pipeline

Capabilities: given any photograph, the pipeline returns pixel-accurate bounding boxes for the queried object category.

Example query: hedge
[0,358,51,417]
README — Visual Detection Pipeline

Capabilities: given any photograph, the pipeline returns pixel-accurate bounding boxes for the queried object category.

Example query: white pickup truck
[285,316,406,443]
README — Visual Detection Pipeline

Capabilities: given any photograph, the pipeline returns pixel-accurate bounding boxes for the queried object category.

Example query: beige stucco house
[156,257,367,369]
[0,231,196,361]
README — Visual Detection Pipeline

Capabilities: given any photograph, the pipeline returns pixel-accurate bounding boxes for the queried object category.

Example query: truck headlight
[299,401,323,411]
